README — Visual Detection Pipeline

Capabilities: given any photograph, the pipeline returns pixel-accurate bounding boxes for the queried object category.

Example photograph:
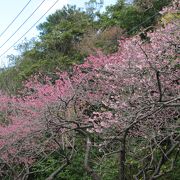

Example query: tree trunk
[119,132,127,180]
[84,136,101,180]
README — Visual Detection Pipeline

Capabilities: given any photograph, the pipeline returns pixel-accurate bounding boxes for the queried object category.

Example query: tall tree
[37,5,93,55]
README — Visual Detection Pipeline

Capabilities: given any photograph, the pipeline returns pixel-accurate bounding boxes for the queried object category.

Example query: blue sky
[0,0,117,67]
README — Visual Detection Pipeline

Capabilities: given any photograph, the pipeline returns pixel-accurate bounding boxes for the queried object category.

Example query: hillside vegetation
[0,0,173,94]
[0,0,179,179]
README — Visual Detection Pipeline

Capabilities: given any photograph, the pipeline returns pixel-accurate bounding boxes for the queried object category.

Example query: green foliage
[161,12,180,25]
[30,155,60,180]
[0,67,21,94]
[160,158,180,180]
[95,26,122,54]
[99,0,172,34]
[95,155,119,180]
[38,5,93,55]
[57,154,91,180]
[28,138,92,180]
[0,112,9,126]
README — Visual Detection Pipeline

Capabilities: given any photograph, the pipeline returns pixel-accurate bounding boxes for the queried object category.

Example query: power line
[0,0,47,49]
[0,0,32,38]
[126,12,160,34]
[0,0,59,58]
[95,11,161,43]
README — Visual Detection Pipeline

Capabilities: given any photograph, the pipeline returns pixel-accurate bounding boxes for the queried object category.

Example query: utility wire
[0,0,32,38]
[93,11,161,44]
[0,0,47,49]
[0,0,59,58]
[126,11,160,35]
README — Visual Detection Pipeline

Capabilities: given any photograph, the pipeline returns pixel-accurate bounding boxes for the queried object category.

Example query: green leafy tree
[85,0,104,19]
[99,0,172,34]
[37,5,93,55]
